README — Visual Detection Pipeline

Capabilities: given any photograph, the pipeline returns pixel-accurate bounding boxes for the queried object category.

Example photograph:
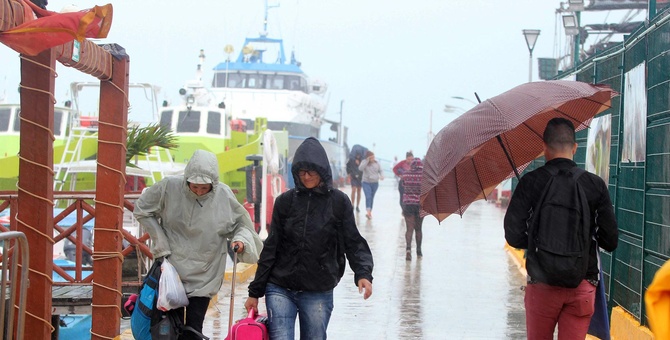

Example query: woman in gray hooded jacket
[245,137,374,340]
[134,149,263,339]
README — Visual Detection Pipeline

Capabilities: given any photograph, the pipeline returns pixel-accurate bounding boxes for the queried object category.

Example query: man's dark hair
[543,118,576,149]
[406,151,413,158]
[30,0,47,9]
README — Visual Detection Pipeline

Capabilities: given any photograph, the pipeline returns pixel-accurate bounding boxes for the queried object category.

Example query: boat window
[12,109,20,132]
[224,73,245,88]
[54,110,63,136]
[286,76,299,90]
[286,75,306,93]
[214,73,238,88]
[300,77,309,92]
[267,121,318,137]
[207,111,221,135]
[159,110,173,130]
[266,75,285,89]
[0,109,12,131]
[247,74,265,89]
[213,73,223,87]
[177,110,200,133]
[0,108,10,132]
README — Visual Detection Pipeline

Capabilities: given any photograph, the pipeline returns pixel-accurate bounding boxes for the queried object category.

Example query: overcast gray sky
[0,0,641,162]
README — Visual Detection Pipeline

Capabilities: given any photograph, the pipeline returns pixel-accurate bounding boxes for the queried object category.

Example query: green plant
[126,123,178,168]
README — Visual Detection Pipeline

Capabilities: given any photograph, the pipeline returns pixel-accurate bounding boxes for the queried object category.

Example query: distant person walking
[504,118,618,339]
[359,151,384,219]
[393,151,414,208]
[400,157,424,261]
[346,155,363,212]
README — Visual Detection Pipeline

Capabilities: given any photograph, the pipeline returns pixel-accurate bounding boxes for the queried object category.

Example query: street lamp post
[451,96,477,106]
[562,0,584,69]
[338,100,344,146]
[428,110,434,149]
[522,29,541,83]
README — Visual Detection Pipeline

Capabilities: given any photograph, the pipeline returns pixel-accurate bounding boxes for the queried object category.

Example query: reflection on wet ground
[119,181,527,339]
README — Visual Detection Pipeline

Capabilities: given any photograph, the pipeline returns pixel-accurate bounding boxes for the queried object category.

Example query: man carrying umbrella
[504,118,619,339]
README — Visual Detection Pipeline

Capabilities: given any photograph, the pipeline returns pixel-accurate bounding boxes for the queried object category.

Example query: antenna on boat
[197,49,205,82]
[262,0,280,37]
[224,45,234,88]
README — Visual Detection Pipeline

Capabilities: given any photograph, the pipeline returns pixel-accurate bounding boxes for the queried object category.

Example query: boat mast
[262,0,280,36]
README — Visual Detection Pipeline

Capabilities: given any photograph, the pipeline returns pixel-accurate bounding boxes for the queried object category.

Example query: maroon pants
[524,280,596,340]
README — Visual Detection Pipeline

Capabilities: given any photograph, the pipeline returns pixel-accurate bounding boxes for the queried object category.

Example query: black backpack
[526,165,592,288]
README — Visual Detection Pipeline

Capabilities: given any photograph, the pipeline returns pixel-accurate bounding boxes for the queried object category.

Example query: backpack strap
[163,309,210,340]
[543,163,587,179]
[182,325,210,340]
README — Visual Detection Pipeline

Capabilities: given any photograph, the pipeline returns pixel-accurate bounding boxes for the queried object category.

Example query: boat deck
[52,285,93,315]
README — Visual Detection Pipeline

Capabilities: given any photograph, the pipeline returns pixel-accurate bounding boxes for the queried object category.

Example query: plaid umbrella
[420,80,617,222]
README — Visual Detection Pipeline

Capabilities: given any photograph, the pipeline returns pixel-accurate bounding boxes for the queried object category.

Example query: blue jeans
[362,181,379,210]
[265,283,334,340]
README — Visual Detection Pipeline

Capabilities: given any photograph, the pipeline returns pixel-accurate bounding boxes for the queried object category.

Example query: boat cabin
[0,104,71,138]
[212,71,309,92]
[158,106,230,138]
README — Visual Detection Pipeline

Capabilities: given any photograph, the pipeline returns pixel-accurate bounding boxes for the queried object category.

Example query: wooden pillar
[18,49,55,339]
[90,48,129,339]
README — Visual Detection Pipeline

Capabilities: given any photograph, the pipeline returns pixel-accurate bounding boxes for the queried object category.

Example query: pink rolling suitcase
[226,309,269,340]
[225,246,269,340]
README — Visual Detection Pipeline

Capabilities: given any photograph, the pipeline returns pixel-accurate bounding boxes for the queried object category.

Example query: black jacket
[504,158,618,282]
[346,158,363,180]
[248,137,374,297]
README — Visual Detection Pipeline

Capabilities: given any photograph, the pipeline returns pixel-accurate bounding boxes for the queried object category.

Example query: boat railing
[54,123,100,192]
[0,230,29,340]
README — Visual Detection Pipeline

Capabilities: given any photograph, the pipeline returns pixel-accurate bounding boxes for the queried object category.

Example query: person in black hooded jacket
[245,137,374,340]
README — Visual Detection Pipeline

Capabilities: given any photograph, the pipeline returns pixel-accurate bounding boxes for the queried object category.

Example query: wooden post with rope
[91,48,129,339]
[13,34,123,340]
[17,47,57,340]
[5,2,124,338]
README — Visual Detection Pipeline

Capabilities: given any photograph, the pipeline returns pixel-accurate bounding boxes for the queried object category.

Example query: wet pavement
[119,180,527,339]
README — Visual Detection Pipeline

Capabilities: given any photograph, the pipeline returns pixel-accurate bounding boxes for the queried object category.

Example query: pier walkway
[118,180,526,339]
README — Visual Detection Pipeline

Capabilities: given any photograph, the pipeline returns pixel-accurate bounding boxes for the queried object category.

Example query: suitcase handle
[228,245,240,334]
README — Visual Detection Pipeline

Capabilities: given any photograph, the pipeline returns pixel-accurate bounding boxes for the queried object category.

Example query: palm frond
[126,123,178,167]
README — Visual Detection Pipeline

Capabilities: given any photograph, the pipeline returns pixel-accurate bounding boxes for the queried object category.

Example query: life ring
[263,130,280,174]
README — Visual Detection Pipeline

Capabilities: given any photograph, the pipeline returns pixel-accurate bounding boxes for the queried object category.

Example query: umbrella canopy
[421,80,617,222]
[349,144,369,161]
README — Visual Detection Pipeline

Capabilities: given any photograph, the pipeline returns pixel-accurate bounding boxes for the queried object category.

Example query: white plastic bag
[156,258,189,311]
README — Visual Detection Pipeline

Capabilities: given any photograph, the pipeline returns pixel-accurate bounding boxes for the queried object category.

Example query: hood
[291,137,333,191]
[184,149,220,185]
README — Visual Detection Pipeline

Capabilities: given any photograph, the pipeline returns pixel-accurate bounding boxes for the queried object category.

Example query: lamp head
[522,29,541,52]
[562,14,580,36]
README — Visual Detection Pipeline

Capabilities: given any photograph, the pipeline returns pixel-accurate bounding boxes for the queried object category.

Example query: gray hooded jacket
[134,149,262,297]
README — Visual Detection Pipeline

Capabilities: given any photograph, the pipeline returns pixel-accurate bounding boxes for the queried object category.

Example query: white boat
[168,1,348,189]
